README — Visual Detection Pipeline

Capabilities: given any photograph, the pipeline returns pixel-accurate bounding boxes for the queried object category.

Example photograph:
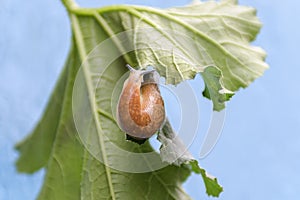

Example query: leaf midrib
[165,12,262,28]
[70,14,117,200]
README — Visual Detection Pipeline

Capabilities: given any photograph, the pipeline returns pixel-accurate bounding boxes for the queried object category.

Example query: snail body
[116,65,165,139]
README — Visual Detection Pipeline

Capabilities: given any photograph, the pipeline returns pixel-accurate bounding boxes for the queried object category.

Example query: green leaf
[37,41,84,200]
[165,0,268,110]
[86,0,268,110]
[201,66,234,111]
[70,14,192,199]
[158,120,223,197]
[189,160,223,197]
[15,0,268,199]
[81,150,192,200]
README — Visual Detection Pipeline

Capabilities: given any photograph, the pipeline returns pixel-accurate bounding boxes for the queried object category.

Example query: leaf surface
[71,14,192,200]
[15,0,268,199]
[158,120,223,197]
[92,0,268,110]
[37,41,84,200]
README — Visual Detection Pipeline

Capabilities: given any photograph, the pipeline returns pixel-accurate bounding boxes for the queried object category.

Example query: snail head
[126,64,157,84]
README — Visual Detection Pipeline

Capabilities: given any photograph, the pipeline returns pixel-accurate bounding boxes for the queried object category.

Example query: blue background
[1,0,299,199]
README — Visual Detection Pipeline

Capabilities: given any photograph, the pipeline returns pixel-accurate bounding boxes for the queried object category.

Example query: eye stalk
[126,64,135,72]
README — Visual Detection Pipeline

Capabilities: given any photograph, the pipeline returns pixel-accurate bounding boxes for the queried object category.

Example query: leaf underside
[15,0,268,199]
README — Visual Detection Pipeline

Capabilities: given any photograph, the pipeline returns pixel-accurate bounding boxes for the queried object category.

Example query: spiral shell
[116,65,165,139]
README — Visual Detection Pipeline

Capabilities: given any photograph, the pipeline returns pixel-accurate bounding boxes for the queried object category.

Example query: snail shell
[116,64,165,139]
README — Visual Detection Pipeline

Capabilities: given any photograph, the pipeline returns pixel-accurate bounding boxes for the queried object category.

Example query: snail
[116,64,165,143]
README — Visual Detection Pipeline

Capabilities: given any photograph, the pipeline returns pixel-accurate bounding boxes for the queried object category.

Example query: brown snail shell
[116,64,165,140]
